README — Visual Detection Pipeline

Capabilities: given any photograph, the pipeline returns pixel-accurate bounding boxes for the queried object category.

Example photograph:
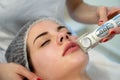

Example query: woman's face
[27,20,89,80]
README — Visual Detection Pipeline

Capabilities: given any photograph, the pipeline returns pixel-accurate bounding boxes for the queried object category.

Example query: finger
[100,34,115,42]
[108,8,120,19]
[108,7,120,14]
[15,65,40,80]
[98,6,108,26]
[7,73,23,80]
[109,27,120,34]
[13,74,23,80]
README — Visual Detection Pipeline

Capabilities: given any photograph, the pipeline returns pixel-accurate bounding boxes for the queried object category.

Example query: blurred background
[65,0,120,62]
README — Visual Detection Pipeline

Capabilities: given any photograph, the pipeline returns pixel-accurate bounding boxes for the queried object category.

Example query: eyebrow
[57,26,66,32]
[33,26,66,44]
[33,32,48,44]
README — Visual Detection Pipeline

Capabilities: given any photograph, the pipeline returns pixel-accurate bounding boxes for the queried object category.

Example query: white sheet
[0,0,66,50]
[0,0,120,79]
[0,47,6,63]
[87,46,120,80]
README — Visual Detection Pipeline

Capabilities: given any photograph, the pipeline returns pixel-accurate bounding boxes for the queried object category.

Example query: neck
[74,71,91,80]
[58,71,91,80]
[78,72,91,80]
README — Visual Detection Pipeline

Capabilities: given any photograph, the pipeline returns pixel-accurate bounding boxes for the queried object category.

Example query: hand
[97,6,120,25]
[100,27,120,42]
[0,63,41,80]
[97,6,120,42]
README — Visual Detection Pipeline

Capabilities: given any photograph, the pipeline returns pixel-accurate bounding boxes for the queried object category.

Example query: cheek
[31,50,57,66]
[30,45,62,73]
[70,36,78,42]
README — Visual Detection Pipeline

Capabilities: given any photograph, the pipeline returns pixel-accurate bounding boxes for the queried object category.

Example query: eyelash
[41,40,50,47]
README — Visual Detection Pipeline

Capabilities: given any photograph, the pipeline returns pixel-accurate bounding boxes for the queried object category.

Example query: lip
[62,42,80,56]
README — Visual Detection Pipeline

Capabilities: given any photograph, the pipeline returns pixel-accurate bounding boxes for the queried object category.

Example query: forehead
[30,20,59,31]
[27,20,62,43]
[28,20,61,36]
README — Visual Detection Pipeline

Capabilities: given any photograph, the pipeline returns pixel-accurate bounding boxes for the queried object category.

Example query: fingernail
[102,38,108,42]
[37,78,41,80]
[98,20,104,26]
[99,20,104,22]
[110,30,116,35]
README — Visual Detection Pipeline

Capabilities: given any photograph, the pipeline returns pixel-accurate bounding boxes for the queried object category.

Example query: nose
[57,32,70,45]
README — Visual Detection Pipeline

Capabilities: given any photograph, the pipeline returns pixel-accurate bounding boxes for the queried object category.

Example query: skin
[66,0,120,42]
[1,0,120,80]
[66,0,120,41]
[0,63,39,80]
[27,20,89,80]
[66,0,98,24]
[66,0,120,24]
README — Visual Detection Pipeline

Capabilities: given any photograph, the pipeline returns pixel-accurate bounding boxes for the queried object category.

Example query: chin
[70,52,89,68]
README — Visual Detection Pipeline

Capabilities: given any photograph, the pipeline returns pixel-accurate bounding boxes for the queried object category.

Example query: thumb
[108,7,120,19]
[97,6,108,26]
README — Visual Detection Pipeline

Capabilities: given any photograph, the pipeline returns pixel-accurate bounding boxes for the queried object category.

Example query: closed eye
[41,40,50,47]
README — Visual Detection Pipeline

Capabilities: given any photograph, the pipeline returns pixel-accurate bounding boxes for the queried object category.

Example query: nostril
[60,37,63,42]
[66,35,69,39]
